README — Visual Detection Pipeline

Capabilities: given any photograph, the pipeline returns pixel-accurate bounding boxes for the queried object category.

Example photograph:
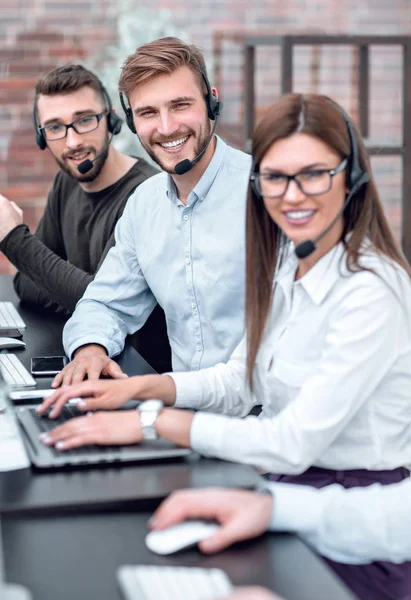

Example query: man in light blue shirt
[55,37,251,385]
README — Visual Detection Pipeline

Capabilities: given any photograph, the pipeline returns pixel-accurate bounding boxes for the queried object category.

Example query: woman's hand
[149,488,273,553]
[39,410,142,450]
[37,378,140,418]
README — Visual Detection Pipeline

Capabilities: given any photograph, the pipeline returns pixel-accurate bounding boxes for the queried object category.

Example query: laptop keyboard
[33,406,121,456]
[0,354,36,388]
[0,301,26,333]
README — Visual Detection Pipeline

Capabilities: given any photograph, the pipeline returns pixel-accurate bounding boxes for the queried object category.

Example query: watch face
[140,399,164,412]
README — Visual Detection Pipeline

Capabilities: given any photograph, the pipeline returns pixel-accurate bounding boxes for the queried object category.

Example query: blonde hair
[119,37,207,95]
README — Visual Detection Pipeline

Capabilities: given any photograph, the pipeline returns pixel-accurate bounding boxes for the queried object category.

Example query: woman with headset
[40,93,411,599]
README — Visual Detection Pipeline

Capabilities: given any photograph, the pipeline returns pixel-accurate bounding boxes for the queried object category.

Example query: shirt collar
[276,241,346,306]
[166,135,227,205]
[298,242,346,305]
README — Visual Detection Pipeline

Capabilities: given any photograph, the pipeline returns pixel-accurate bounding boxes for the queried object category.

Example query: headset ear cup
[119,92,136,133]
[127,110,136,134]
[35,127,47,150]
[107,110,123,135]
[207,94,222,120]
[125,110,136,133]
[33,107,47,150]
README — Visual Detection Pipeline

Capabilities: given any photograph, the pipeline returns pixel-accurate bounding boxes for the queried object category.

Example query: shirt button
[191,303,196,309]
[183,215,189,221]
[196,345,202,352]
[186,259,191,265]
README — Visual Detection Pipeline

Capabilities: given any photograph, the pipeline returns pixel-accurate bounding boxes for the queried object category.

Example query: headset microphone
[295,175,369,259]
[294,106,370,260]
[77,136,113,174]
[174,115,220,175]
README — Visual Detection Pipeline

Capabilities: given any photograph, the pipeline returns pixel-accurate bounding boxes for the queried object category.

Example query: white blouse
[266,478,411,564]
[170,242,411,474]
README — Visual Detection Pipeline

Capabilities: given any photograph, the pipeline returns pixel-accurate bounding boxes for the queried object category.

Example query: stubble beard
[55,136,110,183]
[138,120,211,174]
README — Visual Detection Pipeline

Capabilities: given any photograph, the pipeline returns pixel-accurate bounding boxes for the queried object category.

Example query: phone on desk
[30,356,68,376]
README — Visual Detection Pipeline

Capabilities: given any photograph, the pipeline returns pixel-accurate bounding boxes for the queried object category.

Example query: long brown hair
[246,92,411,386]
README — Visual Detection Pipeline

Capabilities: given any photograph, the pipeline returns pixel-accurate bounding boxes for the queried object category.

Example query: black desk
[0,275,156,389]
[2,510,357,600]
[0,276,259,513]
[0,276,356,600]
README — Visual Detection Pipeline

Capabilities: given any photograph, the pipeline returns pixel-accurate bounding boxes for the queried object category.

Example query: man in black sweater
[0,65,170,372]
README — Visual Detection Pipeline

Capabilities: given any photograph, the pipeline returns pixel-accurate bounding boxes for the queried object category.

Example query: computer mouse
[0,337,26,350]
[145,520,220,555]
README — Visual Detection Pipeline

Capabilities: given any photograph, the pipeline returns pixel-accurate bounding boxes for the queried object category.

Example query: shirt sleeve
[189,271,409,473]
[262,479,411,564]
[169,336,258,417]
[63,191,157,359]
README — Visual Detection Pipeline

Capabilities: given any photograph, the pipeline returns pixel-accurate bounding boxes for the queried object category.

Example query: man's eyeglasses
[250,158,348,199]
[39,112,106,141]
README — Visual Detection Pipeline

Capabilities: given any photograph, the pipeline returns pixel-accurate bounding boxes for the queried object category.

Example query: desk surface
[0,276,356,600]
[0,276,259,514]
[2,510,356,600]
[0,275,155,386]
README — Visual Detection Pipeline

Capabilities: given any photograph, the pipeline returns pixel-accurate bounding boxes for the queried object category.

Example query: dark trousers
[270,466,411,600]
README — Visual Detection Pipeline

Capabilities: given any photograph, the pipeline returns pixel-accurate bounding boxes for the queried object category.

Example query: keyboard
[33,405,122,456]
[117,566,233,600]
[0,302,26,337]
[0,354,36,388]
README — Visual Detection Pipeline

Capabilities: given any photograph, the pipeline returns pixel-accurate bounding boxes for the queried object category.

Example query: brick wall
[1,0,410,274]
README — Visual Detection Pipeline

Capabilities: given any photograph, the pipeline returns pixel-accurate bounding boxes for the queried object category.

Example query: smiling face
[128,66,212,174]
[36,86,109,182]
[259,132,347,257]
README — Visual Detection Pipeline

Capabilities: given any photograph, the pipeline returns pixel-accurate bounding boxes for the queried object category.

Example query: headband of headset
[119,65,222,134]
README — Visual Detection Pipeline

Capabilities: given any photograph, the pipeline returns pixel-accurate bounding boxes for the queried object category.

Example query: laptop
[0,302,26,338]
[15,404,192,470]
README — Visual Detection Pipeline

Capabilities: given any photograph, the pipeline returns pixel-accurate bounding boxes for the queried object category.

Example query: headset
[119,65,222,134]
[336,105,370,196]
[292,100,370,259]
[33,83,123,150]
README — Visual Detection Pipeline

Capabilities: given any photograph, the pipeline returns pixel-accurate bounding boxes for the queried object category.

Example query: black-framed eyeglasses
[39,112,106,141]
[250,158,348,199]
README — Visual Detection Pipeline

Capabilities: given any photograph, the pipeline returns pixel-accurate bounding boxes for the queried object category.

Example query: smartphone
[30,356,68,376]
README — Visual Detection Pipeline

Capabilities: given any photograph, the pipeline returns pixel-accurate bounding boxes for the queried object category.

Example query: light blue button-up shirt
[63,137,252,372]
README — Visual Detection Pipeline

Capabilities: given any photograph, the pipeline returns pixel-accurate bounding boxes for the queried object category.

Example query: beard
[55,137,110,183]
[138,120,212,174]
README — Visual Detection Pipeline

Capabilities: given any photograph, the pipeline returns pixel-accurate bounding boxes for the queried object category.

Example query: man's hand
[51,344,128,388]
[0,195,23,241]
[39,410,142,450]
[149,488,274,553]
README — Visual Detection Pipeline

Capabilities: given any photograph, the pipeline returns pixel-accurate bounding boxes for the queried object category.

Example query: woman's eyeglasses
[250,158,347,198]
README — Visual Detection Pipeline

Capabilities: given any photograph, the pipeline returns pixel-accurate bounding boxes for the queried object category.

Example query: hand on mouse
[148,488,273,553]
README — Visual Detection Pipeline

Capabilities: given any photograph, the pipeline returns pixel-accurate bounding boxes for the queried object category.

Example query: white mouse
[145,520,220,555]
[0,337,26,350]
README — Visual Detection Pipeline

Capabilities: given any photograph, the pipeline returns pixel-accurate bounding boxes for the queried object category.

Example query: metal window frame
[243,35,411,261]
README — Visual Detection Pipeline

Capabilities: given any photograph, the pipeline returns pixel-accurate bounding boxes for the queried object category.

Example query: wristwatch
[138,399,164,440]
